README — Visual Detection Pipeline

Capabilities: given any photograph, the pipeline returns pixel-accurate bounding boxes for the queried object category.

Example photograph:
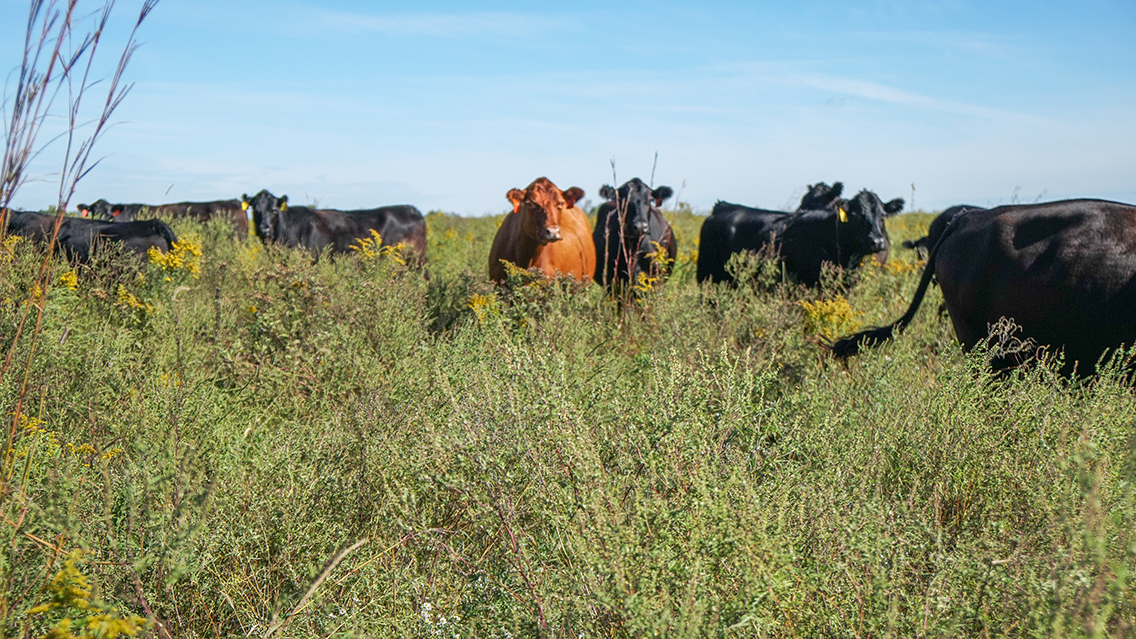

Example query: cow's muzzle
[541,226,562,243]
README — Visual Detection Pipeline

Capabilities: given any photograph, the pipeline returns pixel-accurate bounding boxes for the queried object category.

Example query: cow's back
[697,204,786,283]
[155,200,248,236]
[367,205,427,264]
[936,200,1136,373]
[4,210,59,242]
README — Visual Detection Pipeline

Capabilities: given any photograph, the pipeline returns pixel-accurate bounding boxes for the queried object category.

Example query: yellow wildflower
[0,234,20,262]
[799,296,861,341]
[644,241,675,273]
[148,235,203,278]
[59,270,79,291]
[116,285,156,316]
[350,230,406,264]
[28,550,148,638]
[349,229,384,258]
[467,293,500,323]
[633,271,659,293]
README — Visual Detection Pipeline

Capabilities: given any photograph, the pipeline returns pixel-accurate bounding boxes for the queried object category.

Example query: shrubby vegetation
[0,209,1133,638]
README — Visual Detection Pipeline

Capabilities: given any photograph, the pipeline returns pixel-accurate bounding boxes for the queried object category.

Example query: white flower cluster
[420,599,463,638]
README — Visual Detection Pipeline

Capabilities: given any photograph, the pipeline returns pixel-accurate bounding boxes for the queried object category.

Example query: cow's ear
[279,194,289,212]
[507,188,525,213]
[599,185,617,201]
[562,187,584,208]
[884,198,905,216]
[240,194,250,211]
[652,186,674,206]
[830,182,844,198]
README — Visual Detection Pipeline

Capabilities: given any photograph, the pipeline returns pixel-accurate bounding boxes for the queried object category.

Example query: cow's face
[601,178,673,243]
[841,190,903,260]
[507,177,583,245]
[243,190,283,241]
[81,199,114,221]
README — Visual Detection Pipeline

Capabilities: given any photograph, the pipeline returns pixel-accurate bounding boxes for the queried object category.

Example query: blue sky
[2,0,1134,214]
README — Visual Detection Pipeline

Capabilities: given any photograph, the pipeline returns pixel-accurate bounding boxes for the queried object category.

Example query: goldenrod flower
[799,296,861,341]
[149,235,203,278]
[633,271,659,293]
[350,230,406,264]
[467,293,500,323]
[116,285,156,315]
[58,270,79,291]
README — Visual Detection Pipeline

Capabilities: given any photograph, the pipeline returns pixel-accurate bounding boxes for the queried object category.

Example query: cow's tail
[153,220,179,249]
[829,218,961,358]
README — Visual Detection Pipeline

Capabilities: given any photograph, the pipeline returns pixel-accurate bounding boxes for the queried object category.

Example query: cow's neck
[514,232,548,269]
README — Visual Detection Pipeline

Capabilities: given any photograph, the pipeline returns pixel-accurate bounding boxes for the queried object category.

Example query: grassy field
[0,208,1133,638]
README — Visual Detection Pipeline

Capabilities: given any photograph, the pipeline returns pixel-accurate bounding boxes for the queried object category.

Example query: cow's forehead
[850,190,882,211]
[624,183,650,198]
[525,181,564,206]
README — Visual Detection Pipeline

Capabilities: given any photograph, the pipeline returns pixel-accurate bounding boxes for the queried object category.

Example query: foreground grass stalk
[265,538,369,638]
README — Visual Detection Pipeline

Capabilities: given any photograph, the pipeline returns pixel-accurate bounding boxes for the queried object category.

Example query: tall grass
[0,209,1132,637]
[1,3,161,636]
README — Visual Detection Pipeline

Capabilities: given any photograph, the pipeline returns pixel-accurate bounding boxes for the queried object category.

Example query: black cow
[78,199,249,236]
[696,189,904,286]
[242,190,427,264]
[901,205,987,256]
[154,200,248,236]
[710,181,846,222]
[3,208,177,263]
[77,200,146,221]
[832,199,1136,376]
[593,178,676,290]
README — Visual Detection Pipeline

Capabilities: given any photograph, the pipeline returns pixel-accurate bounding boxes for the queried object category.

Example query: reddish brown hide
[488,177,596,283]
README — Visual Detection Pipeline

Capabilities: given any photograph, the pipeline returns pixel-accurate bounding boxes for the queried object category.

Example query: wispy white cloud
[312,10,574,39]
[785,72,1053,124]
[853,29,1024,57]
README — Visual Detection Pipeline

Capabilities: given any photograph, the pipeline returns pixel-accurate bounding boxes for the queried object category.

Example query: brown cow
[488,177,596,283]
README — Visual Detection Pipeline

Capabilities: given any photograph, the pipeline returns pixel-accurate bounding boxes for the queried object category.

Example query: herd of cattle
[2,175,1135,377]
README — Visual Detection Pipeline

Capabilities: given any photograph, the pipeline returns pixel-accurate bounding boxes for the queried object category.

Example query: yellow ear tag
[280,201,288,212]
[240,201,250,211]
[838,208,848,223]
